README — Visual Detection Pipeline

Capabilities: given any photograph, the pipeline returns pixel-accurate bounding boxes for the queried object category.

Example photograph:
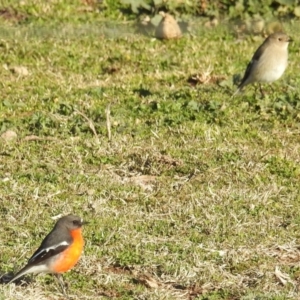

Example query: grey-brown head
[55,214,85,231]
[265,32,292,47]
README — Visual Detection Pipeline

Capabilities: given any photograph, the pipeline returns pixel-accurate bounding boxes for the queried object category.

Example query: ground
[1,1,300,299]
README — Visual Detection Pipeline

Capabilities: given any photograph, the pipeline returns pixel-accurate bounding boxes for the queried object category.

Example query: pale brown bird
[234,32,292,96]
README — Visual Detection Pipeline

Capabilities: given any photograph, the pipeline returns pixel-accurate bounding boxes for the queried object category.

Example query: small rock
[11,66,29,76]
[1,130,17,141]
[155,12,182,40]
[204,17,219,28]
[266,21,283,35]
[251,17,265,34]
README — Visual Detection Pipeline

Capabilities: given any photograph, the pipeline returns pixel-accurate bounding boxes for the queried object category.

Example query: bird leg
[259,84,265,97]
[54,274,70,300]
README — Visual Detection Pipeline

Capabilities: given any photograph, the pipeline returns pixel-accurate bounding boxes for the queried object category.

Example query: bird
[8,214,85,297]
[155,12,182,40]
[234,32,292,96]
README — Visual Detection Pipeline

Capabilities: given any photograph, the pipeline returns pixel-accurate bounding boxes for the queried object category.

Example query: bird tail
[233,80,247,97]
[8,266,30,284]
[232,87,241,97]
[9,264,48,284]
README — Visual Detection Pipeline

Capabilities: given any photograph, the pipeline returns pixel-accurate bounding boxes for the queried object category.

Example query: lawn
[1,1,300,299]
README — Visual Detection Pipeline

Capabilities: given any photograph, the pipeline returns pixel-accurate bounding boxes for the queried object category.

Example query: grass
[1,1,300,299]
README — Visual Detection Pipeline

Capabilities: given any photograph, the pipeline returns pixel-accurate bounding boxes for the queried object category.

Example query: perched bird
[234,32,292,96]
[155,12,182,40]
[8,214,85,297]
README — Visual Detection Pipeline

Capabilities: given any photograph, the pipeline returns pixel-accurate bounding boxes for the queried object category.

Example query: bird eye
[278,38,282,41]
[73,220,80,226]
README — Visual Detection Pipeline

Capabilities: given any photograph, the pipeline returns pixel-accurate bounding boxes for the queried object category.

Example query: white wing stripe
[31,241,70,260]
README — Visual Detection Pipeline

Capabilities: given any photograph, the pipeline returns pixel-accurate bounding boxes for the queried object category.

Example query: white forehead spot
[51,214,63,221]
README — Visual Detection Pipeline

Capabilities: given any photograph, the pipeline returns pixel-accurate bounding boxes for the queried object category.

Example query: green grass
[1,1,300,299]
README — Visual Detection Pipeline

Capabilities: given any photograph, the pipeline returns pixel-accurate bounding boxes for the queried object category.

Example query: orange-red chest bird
[9,214,85,295]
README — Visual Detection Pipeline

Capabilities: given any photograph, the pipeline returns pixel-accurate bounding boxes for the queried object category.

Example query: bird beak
[81,219,88,225]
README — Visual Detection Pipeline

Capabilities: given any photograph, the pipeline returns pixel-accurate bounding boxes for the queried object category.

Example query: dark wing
[28,241,70,265]
[27,224,73,265]
[238,42,265,88]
